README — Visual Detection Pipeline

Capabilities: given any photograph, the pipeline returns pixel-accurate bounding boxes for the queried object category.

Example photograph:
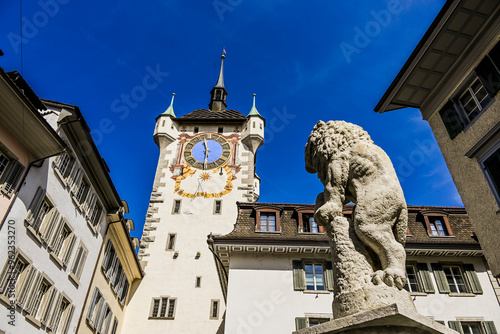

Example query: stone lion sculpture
[305,120,408,290]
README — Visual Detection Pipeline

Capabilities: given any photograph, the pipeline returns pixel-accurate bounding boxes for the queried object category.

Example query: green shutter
[295,317,307,330]
[484,321,498,334]
[449,321,464,334]
[431,263,450,293]
[463,264,482,294]
[416,263,435,293]
[324,261,334,292]
[292,260,305,291]
[439,101,463,139]
[475,56,500,98]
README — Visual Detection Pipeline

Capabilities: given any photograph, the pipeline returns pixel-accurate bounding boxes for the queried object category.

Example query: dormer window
[297,208,324,233]
[255,206,281,233]
[421,210,453,237]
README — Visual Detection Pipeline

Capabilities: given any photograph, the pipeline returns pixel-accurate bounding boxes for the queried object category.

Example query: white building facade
[0,99,125,334]
[122,55,265,333]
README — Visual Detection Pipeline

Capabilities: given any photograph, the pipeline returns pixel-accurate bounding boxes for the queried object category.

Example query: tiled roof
[176,109,247,122]
[214,202,479,248]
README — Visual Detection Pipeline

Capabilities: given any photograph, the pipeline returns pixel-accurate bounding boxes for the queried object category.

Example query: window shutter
[62,233,77,265]
[1,160,25,195]
[256,212,261,231]
[49,217,65,250]
[463,264,482,294]
[324,261,335,292]
[295,317,307,330]
[40,286,56,324]
[439,101,463,139]
[484,149,500,198]
[475,57,500,97]
[26,186,46,223]
[17,266,37,308]
[319,226,325,233]
[39,208,60,242]
[87,289,99,325]
[48,292,62,329]
[102,241,112,271]
[431,263,450,293]
[0,255,12,293]
[292,260,306,291]
[25,272,42,314]
[416,263,435,293]
[484,321,498,334]
[448,321,464,334]
[62,304,75,334]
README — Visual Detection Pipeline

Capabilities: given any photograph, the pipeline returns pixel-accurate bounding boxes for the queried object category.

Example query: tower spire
[248,93,261,116]
[162,93,176,117]
[209,54,228,112]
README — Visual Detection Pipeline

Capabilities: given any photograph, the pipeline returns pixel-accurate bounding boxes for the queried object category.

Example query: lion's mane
[305,120,373,173]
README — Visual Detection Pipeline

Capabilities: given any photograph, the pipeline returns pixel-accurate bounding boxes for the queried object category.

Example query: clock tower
[122,55,265,333]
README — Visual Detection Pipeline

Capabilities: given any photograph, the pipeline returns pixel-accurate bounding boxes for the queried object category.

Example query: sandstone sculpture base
[293,303,458,334]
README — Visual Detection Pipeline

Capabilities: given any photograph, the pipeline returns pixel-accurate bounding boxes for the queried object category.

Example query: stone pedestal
[293,303,458,334]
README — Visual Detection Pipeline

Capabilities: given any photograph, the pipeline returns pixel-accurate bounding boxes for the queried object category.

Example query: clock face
[183,133,231,170]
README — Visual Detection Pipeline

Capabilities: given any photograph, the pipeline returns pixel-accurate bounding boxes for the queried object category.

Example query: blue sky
[0,0,461,239]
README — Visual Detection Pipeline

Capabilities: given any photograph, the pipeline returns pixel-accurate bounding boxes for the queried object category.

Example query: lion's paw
[372,270,384,286]
[382,268,406,290]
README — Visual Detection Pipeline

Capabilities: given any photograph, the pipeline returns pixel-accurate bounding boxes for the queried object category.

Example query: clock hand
[203,138,209,168]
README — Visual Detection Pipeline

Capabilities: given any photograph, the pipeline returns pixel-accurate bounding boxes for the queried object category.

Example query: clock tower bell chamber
[122,55,265,334]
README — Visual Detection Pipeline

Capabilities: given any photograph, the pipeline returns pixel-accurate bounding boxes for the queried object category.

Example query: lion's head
[305,120,373,174]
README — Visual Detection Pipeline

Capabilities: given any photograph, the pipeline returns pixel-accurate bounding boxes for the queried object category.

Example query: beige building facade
[77,210,143,334]
[375,0,500,277]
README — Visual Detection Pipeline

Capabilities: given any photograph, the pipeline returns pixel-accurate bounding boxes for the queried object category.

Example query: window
[0,250,37,309]
[25,186,53,233]
[305,263,325,291]
[195,276,202,288]
[54,153,74,180]
[28,276,52,319]
[458,78,492,122]
[449,321,498,334]
[166,233,176,251]
[481,145,500,205]
[214,200,222,214]
[292,260,333,292]
[295,316,332,330]
[429,217,448,236]
[88,201,103,229]
[75,179,89,204]
[404,263,434,294]
[210,300,219,319]
[440,41,500,139]
[50,218,76,265]
[86,288,104,328]
[172,199,181,214]
[194,127,199,134]
[0,148,25,197]
[301,213,321,233]
[258,213,277,232]
[49,293,74,334]
[150,297,176,319]
[432,263,482,295]
[101,240,130,305]
[70,242,88,283]
[218,127,223,134]
[421,211,453,237]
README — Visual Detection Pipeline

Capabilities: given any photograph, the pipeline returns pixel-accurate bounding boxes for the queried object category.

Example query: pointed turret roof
[162,93,176,117]
[215,55,225,88]
[247,94,261,116]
